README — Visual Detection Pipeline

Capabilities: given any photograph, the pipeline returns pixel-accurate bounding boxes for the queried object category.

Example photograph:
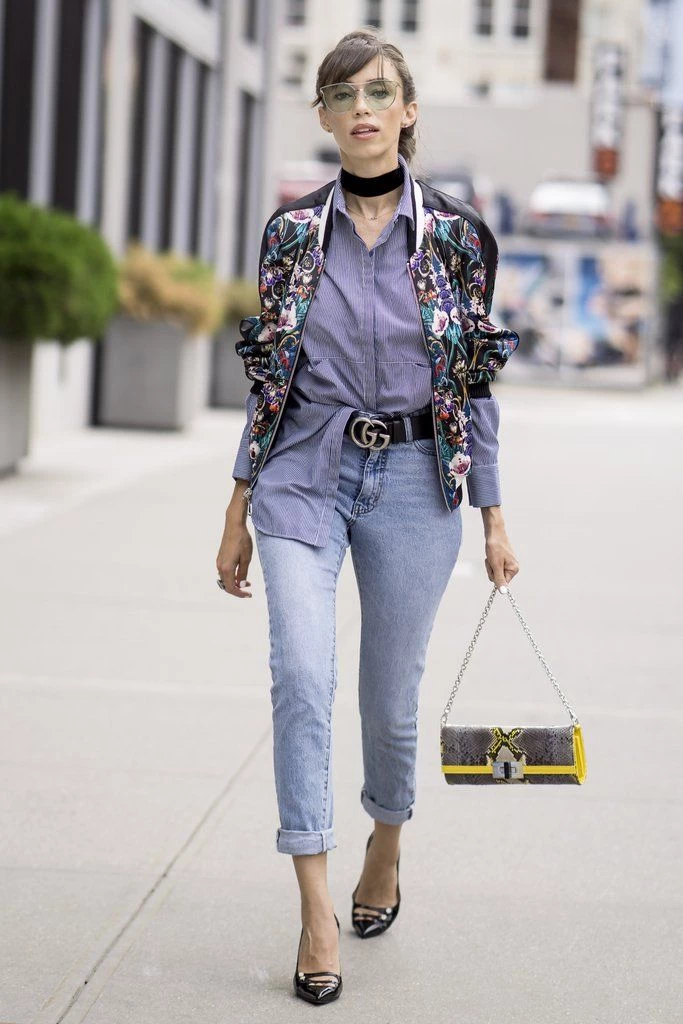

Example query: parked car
[278,160,340,204]
[424,169,479,210]
[522,178,615,238]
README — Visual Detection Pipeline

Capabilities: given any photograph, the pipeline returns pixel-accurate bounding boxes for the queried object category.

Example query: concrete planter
[210,322,253,408]
[98,315,211,430]
[0,337,34,476]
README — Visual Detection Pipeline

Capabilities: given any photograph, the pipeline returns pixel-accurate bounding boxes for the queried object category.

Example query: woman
[216,29,520,1005]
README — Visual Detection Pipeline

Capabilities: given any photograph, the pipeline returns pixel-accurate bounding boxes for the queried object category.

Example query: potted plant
[0,192,117,475]
[210,277,261,408]
[98,244,225,429]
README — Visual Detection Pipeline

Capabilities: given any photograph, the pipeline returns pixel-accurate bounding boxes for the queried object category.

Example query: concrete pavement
[1,382,682,1023]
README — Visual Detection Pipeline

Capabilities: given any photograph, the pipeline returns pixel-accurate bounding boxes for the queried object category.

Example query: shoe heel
[351,831,401,939]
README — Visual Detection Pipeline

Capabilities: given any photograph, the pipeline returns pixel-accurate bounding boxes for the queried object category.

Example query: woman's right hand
[216,482,253,598]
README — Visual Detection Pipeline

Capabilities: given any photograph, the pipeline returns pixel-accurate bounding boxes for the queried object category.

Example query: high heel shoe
[293,912,342,1004]
[351,831,401,938]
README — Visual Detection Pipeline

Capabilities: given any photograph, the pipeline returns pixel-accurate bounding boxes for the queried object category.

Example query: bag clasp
[492,759,525,780]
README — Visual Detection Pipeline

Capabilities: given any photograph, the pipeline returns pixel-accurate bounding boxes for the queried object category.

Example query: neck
[340,153,401,178]
[343,183,403,219]
[340,154,404,217]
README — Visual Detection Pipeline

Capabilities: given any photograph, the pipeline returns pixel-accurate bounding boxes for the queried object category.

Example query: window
[159,41,182,251]
[0,0,38,198]
[244,0,261,40]
[511,0,530,38]
[234,90,256,276]
[189,63,209,257]
[365,0,382,29]
[286,0,306,25]
[127,18,153,242]
[474,0,494,36]
[283,49,306,88]
[401,0,419,32]
[543,0,580,82]
[52,0,88,213]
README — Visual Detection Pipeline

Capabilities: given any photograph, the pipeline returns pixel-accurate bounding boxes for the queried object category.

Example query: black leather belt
[344,407,434,450]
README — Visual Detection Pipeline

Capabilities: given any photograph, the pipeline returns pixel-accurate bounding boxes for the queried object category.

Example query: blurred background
[1,0,683,474]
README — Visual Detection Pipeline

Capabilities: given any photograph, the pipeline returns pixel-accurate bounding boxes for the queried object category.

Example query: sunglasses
[320,77,401,113]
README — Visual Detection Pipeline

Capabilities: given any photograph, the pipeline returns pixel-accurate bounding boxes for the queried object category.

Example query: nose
[351,87,372,115]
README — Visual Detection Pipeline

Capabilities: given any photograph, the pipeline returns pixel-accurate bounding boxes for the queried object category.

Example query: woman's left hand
[483,521,520,588]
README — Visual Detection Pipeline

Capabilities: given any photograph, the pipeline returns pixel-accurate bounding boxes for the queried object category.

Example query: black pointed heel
[293,912,343,1004]
[351,831,401,939]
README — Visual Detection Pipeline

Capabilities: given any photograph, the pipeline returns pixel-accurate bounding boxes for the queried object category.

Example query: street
[1,381,681,1023]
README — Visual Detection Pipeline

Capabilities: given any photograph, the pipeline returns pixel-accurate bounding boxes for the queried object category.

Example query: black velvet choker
[340,163,403,197]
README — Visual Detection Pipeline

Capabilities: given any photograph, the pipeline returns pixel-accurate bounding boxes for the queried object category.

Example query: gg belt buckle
[349,415,391,450]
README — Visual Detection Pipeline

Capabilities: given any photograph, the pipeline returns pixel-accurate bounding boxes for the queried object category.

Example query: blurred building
[0,0,282,438]
[279,0,657,231]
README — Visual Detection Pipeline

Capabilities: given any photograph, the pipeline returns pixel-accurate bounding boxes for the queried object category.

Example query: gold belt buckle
[349,415,391,450]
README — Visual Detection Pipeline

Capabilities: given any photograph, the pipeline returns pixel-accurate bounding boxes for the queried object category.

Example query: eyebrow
[330,76,389,85]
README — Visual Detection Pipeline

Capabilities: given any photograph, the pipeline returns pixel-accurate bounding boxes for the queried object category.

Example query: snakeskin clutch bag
[440,585,587,785]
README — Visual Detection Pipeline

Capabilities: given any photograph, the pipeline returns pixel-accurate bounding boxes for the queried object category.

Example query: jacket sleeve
[456,217,520,386]
[234,213,288,391]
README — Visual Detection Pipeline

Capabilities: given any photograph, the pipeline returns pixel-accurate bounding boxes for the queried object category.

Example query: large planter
[0,338,34,475]
[210,322,254,408]
[97,315,211,430]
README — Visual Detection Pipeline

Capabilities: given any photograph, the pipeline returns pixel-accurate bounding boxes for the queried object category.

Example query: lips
[351,124,379,137]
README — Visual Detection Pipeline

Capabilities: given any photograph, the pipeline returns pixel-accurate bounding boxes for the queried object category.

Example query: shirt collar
[332,151,414,226]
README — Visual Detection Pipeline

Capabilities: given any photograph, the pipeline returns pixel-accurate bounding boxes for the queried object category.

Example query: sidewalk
[1,384,682,1023]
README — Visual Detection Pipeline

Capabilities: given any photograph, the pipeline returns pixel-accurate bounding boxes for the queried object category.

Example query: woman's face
[317,55,416,171]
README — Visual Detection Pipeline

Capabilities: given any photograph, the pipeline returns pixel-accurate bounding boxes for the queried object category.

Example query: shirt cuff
[466,393,502,507]
[466,463,501,507]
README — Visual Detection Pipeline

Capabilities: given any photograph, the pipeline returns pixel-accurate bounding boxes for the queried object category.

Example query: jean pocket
[412,436,436,454]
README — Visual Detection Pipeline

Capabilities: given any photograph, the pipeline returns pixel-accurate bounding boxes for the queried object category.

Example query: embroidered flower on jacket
[277,303,297,331]
[432,308,449,337]
[449,452,472,477]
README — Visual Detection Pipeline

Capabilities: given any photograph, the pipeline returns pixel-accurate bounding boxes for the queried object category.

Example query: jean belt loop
[402,414,414,443]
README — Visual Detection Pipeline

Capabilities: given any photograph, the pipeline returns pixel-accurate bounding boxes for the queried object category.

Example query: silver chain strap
[440,584,580,728]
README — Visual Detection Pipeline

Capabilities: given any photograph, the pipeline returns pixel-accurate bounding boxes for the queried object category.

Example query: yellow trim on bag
[572,723,587,783]
[441,765,577,774]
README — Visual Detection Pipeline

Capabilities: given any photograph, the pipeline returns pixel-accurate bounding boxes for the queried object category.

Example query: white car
[523,179,615,238]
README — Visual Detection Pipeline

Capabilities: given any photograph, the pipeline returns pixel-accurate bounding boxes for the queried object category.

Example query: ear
[318,107,332,133]
[401,99,418,129]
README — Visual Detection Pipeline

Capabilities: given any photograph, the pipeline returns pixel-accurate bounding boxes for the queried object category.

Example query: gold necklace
[346,201,396,222]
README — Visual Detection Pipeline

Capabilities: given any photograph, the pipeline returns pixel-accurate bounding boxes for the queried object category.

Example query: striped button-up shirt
[232,153,502,548]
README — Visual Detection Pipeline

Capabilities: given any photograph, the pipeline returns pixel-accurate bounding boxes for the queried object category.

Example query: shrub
[223,278,260,323]
[0,191,118,343]
[659,232,683,305]
[118,244,225,336]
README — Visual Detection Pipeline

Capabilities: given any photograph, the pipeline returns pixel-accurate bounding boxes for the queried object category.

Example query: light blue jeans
[254,429,463,855]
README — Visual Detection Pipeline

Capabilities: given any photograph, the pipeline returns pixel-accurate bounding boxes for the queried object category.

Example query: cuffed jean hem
[361,788,414,825]
[276,827,337,855]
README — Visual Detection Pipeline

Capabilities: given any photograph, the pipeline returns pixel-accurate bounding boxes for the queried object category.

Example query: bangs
[318,37,387,88]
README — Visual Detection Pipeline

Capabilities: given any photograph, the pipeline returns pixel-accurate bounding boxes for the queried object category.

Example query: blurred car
[277,160,339,204]
[522,178,615,238]
[424,169,480,211]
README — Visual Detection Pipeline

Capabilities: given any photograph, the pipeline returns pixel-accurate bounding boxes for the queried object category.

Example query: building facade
[278,0,657,233]
[0,0,281,439]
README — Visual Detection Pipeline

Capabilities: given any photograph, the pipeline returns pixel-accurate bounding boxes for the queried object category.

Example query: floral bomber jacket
[235,172,521,511]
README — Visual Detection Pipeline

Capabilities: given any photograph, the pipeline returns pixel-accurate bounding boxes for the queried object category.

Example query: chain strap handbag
[440,584,587,785]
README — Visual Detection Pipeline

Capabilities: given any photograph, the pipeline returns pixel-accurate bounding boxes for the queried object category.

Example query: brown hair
[310,28,418,164]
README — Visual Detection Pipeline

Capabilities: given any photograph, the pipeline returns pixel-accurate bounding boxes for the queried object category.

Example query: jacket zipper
[243,254,327,513]
[407,259,451,511]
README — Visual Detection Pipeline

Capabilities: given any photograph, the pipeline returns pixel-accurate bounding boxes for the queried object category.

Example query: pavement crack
[48,723,272,1024]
